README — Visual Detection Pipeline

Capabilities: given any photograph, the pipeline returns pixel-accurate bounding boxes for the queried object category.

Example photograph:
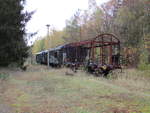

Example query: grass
[0,65,150,113]
[0,73,9,80]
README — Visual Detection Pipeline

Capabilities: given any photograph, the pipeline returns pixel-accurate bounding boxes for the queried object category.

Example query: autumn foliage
[32,0,150,68]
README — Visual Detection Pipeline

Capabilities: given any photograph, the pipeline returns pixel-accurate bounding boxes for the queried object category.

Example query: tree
[32,30,65,53]
[45,30,65,48]
[88,0,97,13]
[32,38,45,54]
[64,10,82,42]
[111,0,150,67]
[0,0,32,67]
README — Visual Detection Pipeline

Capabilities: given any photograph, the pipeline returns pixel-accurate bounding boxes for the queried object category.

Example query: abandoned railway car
[36,44,88,67]
[35,33,121,76]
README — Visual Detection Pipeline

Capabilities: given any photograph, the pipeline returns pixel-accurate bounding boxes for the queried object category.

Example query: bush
[137,37,150,70]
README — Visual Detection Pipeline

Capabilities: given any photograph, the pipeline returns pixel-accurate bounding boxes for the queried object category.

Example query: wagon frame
[67,33,121,69]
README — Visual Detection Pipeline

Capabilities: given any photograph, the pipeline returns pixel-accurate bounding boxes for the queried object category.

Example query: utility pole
[46,24,50,67]
[80,26,82,41]
[46,24,50,36]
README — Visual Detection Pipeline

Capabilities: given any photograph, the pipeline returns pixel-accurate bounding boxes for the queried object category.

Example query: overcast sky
[25,0,110,43]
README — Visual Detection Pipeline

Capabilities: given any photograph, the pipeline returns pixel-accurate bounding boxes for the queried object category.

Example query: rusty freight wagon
[36,33,121,76]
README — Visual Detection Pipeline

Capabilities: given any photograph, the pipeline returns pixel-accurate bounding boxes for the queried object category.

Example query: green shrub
[138,64,150,70]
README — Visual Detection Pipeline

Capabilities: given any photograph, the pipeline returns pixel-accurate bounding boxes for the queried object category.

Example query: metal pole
[46,24,50,37]
[109,37,113,65]
[80,26,82,41]
[46,24,50,67]
[47,51,50,67]
[102,37,104,65]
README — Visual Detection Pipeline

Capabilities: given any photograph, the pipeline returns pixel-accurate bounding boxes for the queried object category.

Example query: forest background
[32,0,150,69]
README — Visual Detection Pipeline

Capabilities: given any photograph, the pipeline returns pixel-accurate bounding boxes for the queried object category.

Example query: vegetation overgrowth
[0,65,150,113]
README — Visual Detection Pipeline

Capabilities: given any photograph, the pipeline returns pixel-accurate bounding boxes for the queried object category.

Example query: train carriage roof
[35,50,48,55]
[36,33,120,54]
[49,44,68,51]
